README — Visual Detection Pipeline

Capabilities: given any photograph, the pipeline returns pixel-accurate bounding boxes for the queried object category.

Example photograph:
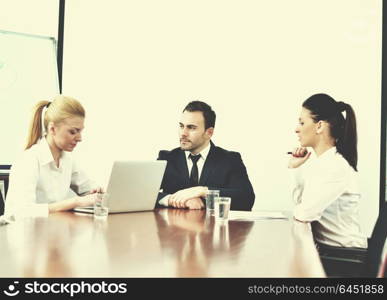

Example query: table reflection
[0,209,324,277]
[4,212,99,277]
[154,209,254,277]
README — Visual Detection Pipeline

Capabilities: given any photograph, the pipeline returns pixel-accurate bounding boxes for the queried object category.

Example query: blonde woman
[4,95,98,218]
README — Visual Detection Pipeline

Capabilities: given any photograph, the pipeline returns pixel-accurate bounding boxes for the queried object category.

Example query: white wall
[0,0,59,39]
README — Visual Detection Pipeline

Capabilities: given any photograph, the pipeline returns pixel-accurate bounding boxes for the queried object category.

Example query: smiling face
[49,116,84,152]
[179,111,213,154]
[295,107,319,148]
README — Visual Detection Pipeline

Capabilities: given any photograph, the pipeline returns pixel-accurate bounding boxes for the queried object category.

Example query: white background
[0,0,58,38]
[0,0,383,235]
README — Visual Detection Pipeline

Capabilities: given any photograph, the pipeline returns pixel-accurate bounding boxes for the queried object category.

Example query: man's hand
[168,186,208,208]
[185,198,205,210]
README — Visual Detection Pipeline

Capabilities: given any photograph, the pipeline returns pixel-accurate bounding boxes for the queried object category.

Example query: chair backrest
[362,201,387,277]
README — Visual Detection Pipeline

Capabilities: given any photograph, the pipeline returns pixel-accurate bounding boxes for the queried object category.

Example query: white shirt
[291,147,367,248]
[158,142,211,206]
[4,138,96,219]
[184,142,211,178]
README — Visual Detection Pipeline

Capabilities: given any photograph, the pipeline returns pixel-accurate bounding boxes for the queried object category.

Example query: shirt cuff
[158,195,170,207]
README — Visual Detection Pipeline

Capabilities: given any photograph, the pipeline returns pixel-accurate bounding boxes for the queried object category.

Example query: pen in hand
[286,150,308,157]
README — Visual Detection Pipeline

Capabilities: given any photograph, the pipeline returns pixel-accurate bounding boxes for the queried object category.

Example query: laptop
[74,160,167,214]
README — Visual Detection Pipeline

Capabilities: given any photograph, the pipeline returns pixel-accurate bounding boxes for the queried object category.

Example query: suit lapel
[199,143,218,186]
[175,149,190,185]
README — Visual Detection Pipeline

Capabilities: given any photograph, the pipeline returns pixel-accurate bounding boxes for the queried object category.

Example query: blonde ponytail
[25,101,50,149]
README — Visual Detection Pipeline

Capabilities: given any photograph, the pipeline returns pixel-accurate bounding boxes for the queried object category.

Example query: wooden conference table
[0,209,325,277]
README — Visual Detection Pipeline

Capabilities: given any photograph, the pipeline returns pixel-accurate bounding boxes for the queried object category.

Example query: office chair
[316,201,387,278]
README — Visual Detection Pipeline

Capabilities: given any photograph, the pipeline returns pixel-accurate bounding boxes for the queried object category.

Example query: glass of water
[94,192,109,219]
[214,197,231,221]
[205,190,220,216]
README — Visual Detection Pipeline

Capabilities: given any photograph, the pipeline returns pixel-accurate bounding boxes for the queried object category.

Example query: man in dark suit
[156,101,255,211]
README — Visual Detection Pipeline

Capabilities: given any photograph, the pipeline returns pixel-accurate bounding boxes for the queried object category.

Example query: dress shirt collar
[36,137,65,167]
[315,146,337,161]
[184,141,211,162]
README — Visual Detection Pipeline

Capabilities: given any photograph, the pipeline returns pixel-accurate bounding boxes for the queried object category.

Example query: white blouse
[291,147,367,248]
[4,138,96,219]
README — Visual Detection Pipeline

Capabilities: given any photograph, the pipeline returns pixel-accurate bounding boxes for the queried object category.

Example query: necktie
[189,154,201,187]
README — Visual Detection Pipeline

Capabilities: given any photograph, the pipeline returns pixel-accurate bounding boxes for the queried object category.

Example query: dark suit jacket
[156,142,255,211]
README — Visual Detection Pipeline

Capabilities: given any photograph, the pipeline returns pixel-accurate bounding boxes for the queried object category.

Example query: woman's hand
[74,188,104,209]
[288,147,311,169]
[49,194,96,212]
[88,187,104,194]
[76,194,96,207]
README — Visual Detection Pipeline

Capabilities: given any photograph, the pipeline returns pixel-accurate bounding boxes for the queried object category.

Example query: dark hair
[302,93,358,171]
[183,101,216,129]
